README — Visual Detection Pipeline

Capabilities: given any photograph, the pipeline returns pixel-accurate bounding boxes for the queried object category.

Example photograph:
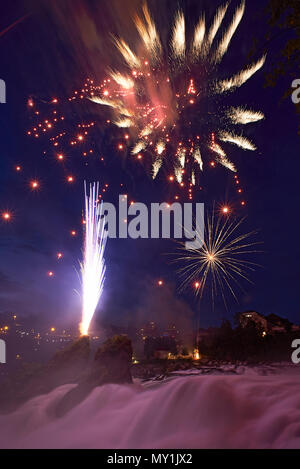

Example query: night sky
[0,0,299,332]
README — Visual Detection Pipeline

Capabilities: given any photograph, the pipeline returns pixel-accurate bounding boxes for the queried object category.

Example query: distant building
[163,324,180,339]
[138,321,159,341]
[239,311,268,331]
[239,311,299,335]
[144,336,177,359]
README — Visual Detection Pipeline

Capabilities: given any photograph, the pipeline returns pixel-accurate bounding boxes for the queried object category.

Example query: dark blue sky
[0,0,299,331]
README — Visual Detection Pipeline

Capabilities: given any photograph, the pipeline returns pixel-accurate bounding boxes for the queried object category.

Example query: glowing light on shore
[80,182,107,337]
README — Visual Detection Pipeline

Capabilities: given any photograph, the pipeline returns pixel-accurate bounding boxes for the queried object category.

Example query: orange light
[57,154,64,161]
[15,165,21,172]
[222,206,229,214]
[67,176,74,183]
[158,280,164,286]
[50,327,56,332]
[194,281,200,289]
[48,271,54,278]
[30,180,39,190]
[57,253,63,260]
[2,212,11,221]
[71,230,77,237]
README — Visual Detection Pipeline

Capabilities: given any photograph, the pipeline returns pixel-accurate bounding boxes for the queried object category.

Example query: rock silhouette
[56,335,133,417]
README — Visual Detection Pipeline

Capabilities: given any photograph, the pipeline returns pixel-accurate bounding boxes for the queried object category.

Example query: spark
[175,166,183,184]
[30,180,39,190]
[156,140,166,155]
[114,117,132,128]
[134,3,162,63]
[215,55,266,93]
[193,147,203,171]
[219,131,257,151]
[80,182,107,337]
[227,107,265,124]
[192,15,206,59]
[215,1,245,63]
[110,71,134,90]
[172,11,185,60]
[113,38,141,69]
[205,2,229,52]
[178,149,186,168]
[132,141,147,155]
[210,142,237,172]
[153,157,163,179]
[2,212,11,221]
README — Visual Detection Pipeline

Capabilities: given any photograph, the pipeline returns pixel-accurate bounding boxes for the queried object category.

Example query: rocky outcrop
[0,336,91,413]
[56,335,133,417]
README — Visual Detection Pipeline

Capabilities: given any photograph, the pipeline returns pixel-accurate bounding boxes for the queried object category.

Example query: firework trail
[0,14,30,38]
[88,1,265,188]
[80,182,107,336]
[175,210,261,307]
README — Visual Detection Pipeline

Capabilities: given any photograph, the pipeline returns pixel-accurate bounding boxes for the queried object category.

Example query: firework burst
[80,182,107,336]
[89,1,265,187]
[175,211,261,307]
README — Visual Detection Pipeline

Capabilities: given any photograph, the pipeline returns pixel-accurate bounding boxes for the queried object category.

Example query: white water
[1,371,300,449]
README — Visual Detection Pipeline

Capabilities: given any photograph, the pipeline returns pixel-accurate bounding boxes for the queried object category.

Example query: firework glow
[80,182,107,336]
[175,211,261,306]
[25,2,265,207]
[87,1,265,187]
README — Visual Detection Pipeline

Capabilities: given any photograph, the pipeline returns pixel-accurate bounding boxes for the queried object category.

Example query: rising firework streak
[80,182,107,336]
